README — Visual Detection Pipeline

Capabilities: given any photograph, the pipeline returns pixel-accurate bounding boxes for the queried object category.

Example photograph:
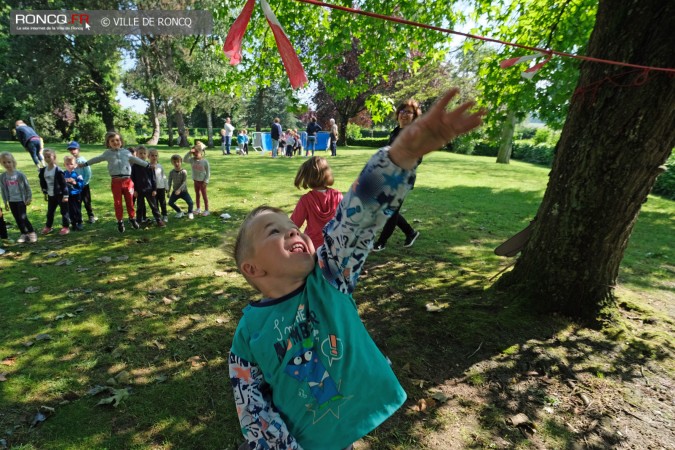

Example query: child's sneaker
[175,212,184,219]
[372,242,385,252]
[59,227,70,235]
[156,219,166,228]
[163,216,168,223]
[194,208,202,214]
[75,223,84,231]
[403,231,420,248]
[188,213,194,220]
[117,220,125,233]
[130,218,140,229]
[17,234,28,243]
[0,248,5,255]
[41,227,53,235]
[202,210,210,216]
[88,215,98,224]
[28,232,38,243]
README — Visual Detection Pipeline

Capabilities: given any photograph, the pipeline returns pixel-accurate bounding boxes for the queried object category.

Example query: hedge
[346,137,390,147]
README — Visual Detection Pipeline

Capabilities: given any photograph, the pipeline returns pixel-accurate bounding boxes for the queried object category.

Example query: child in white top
[183,143,210,216]
[148,149,168,222]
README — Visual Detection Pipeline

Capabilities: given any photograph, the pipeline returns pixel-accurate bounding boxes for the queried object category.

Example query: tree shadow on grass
[1,179,672,449]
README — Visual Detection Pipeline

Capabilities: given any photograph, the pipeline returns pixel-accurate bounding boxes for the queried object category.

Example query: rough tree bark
[497,0,675,323]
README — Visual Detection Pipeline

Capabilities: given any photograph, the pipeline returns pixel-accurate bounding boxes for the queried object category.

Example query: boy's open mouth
[289,243,307,253]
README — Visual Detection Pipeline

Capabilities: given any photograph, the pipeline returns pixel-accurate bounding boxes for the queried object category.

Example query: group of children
[0,132,214,244]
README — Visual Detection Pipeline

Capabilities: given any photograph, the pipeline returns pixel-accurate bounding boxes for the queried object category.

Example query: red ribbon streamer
[223,0,308,89]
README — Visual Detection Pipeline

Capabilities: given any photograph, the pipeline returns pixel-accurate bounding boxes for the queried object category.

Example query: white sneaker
[28,232,38,243]
[188,213,194,220]
[175,212,184,219]
[163,216,168,222]
[194,208,202,214]
[17,234,28,243]
[202,210,210,216]
[0,248,5,255]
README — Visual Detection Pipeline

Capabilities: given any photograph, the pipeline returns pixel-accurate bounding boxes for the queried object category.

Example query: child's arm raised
[319,88,485,295]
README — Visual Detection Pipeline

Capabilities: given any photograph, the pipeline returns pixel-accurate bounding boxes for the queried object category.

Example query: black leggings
[9,201,35,234]
[375,205,414,246]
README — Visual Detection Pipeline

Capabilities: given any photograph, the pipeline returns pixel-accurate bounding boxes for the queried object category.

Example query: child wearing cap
[67,141,97,223]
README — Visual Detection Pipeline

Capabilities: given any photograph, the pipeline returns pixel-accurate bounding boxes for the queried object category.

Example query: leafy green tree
[496,0,675,322]
[470,0,597,163]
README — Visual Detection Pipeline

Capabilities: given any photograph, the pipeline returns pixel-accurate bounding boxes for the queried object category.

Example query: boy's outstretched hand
[389,88,486,170]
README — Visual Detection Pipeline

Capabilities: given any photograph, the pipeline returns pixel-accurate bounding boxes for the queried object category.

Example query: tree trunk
[255,87,265,132]
[338,115,348,147]
[206,106,214,148]
[497,0,675,323]
[166,105,174,147]
[175,111,189,147]
[496,110,516,164]
[146,92,160,145]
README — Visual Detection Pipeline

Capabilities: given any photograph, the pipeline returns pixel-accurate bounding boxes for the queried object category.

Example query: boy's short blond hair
[63,154,76,164]
[232,205,285,291]
[0,152,17,168]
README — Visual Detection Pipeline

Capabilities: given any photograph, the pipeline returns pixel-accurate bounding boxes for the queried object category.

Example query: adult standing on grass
[270,117,282,158]
[15,120,44,169]
[372,99,423,252]
[329,118,338,156]
[305,116,321,157]
[222,118,235,155]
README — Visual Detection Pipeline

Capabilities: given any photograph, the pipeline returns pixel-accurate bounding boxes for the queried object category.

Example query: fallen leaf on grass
[425,303,447,313]
[0,372,8,382]
[24,286,40,294]
[75,267,90,272]
[96,388,130,407]
[214,271,228,277]
[115,371,131,384]
[154,375,168,384]
[87,385,110,396]
[409,397,437,412]
[430,392,451,403]
[45,252,59,258]
[1,357,16,366]
[36,334,52,341]
[187,356,203,367]
[55,259,73,266]
[115,255,129,261]
[23,341,34,347]
[161,297,173,305]
[97,256,112,263]
[28,277,38,281]
[215,317,228,324]
[30,411,47,427]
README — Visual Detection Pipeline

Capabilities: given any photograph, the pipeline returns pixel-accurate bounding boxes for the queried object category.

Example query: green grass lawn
[0,141,673,449]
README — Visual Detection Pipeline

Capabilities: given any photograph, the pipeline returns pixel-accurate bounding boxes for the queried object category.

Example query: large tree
[497,0,675,322]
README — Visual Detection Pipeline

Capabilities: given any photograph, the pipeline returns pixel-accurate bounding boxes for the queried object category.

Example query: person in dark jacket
[270,118,283,158]
[372,100,423,252]
[15,120,44,168]
[130,146,165,228]
[305,117,322,157]
[38,149,71,235]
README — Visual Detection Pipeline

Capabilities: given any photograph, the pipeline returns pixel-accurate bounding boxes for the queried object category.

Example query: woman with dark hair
[372,100,422,252]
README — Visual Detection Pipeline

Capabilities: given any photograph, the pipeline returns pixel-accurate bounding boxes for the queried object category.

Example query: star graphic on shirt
[232,366,253,383]
[307,393,353,424]
[382,172,405,189]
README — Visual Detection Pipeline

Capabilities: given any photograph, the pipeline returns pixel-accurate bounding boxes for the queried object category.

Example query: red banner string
[294,0,675,75]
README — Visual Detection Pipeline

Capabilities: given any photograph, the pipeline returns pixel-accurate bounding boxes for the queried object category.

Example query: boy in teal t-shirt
[228,89,485,450]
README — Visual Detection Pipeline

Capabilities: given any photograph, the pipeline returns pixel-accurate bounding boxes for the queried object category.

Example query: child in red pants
[80,132,151,233]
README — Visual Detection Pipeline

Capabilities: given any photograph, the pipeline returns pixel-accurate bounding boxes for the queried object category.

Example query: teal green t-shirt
[231,263,407,450]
